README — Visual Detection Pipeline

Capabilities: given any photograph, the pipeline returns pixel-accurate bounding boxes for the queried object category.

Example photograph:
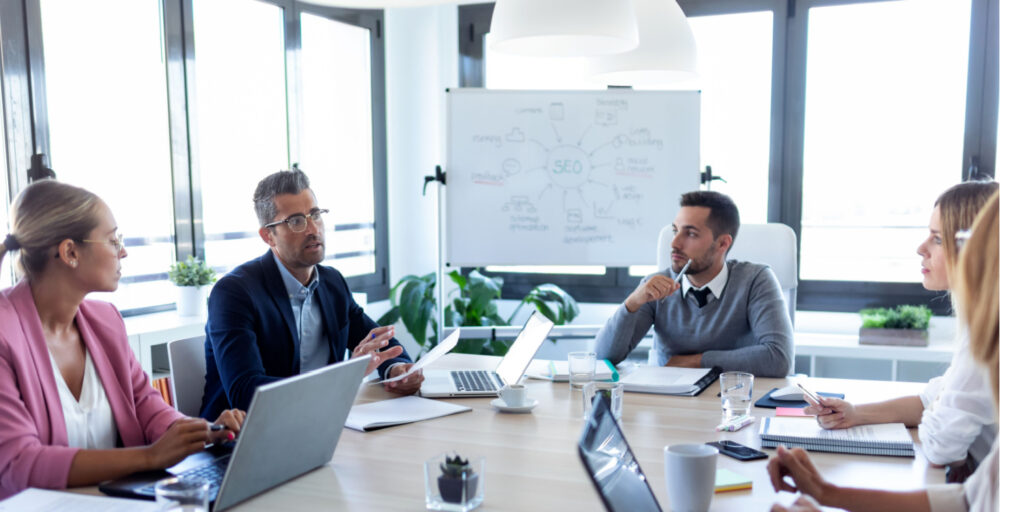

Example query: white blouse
[918,331,998,465]
[48,350,118,450]
[926,437,999,512]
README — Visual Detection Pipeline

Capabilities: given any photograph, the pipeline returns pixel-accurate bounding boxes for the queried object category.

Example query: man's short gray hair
[253,167,311,227]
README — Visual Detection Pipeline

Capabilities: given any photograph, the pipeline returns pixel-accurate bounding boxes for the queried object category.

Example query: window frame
[0,0,392,314]
[458,0,998,313]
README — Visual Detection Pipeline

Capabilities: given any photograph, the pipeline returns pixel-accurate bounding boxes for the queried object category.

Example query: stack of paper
[715,468,753,493]
[618,366,714,395]
[0,489,161,511]
[345,396,471,432]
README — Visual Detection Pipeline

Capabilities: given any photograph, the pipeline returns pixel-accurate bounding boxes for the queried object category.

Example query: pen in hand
[661,260,691,303]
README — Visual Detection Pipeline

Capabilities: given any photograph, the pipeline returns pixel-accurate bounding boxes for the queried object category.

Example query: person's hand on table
[766,445,833,503]
[771,495,823,512]
[803,397,857,429]
[624,275,680,312]
[666,353,702,368]
[352,325,404,376]
[208,409,246,443]
[383,363,424,395]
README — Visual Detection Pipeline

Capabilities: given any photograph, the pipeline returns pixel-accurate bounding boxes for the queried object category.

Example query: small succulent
[440,454,474,479]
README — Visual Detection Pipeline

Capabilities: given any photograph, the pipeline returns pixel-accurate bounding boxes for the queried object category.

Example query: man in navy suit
[199,168,422,420]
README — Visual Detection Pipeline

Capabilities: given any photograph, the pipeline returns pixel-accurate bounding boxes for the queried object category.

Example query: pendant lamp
[586,0,698,85]
[489,0,640,58]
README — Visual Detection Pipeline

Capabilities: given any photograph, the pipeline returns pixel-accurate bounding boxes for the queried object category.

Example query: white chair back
[168,336,207,417]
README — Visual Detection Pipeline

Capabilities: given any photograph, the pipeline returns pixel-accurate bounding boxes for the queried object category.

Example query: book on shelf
[151,377,173,407]
[758,417,914,457]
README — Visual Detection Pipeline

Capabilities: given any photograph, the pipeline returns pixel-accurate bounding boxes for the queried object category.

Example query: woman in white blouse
[804,181,998,476]
[767,192,1000,512]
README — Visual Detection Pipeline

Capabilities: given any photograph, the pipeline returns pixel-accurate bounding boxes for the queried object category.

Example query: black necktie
[690,287,711,308]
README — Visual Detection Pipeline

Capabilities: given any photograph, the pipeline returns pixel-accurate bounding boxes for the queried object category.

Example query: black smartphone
[706,440,768,461]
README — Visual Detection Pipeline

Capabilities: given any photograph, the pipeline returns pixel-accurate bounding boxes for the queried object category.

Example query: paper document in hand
[619,366,711,394]
[345,395,471,432]
[381,328,461,383]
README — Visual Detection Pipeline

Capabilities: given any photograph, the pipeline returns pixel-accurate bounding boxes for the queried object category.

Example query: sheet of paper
[381,328,460,383]
[345,395,471,432]
[0,488,162,512]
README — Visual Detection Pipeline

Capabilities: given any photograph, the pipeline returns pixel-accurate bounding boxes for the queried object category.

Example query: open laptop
[419,311,554,398]
[578,396,663,512]
[100,354,370,511]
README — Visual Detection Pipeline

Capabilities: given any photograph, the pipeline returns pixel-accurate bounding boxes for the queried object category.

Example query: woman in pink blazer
[0,180,244,499]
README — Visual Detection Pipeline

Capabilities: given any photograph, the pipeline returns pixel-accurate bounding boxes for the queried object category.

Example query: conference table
[80,354,945,510]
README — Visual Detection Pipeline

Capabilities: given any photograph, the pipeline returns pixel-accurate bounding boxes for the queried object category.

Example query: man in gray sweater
[595,191,793,377]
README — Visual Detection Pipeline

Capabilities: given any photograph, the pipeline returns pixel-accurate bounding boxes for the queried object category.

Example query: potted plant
[858,305,932,346]
[168,256,217,317]
[378,269,579,357]
[437,454,478,504]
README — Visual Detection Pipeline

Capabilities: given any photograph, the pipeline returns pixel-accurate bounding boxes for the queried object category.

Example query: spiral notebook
[758,417,915,457]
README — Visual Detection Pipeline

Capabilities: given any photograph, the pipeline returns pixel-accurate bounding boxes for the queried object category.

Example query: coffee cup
[663,443,718,512]
[498,384,528,407]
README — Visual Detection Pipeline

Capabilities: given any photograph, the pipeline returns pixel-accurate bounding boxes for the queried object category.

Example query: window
[299,12,377,277]
[997,1,1020,177]
[40,0,177,311]
[799,0,971,283]
[193,0,290,273]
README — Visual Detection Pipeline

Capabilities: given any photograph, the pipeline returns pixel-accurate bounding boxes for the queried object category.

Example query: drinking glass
[155,477,209,512]
[582,381,624,420]
[719,371,754,421]
[567,351,597,389]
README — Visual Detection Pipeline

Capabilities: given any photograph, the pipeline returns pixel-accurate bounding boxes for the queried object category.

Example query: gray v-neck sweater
[595,260,794,377]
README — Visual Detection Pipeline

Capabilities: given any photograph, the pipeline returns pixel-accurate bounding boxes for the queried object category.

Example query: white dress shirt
[918,331,998,465]
[48,350,118,450]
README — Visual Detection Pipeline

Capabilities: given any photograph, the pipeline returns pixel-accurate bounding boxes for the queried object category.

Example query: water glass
[424,454,485,512]
[582,381,624,420]
[567,351,597,389]
[719,371,754,421]
[155,477,209,512]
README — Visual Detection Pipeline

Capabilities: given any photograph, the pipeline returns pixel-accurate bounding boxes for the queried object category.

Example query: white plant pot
[176,285,210,317]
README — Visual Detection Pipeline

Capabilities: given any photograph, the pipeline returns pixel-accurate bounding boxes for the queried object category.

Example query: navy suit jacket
[199,250,411,420]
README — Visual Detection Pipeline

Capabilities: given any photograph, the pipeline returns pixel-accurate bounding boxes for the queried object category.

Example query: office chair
[168,335,207,417]
[650,223,798,366]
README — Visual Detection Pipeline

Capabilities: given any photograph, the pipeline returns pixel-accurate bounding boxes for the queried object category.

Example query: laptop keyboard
[452,370,501,392]
[141,455,229,499]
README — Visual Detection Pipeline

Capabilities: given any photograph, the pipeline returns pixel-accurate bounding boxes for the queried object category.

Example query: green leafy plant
[168,256,217,287]
[378,269,579,357]
[859,305,932,330]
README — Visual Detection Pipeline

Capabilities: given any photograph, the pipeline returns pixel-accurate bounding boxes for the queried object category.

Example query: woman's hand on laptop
[383,364,424,395]
[208,409,246,444]
[146,418,210,469]
[354,325,404,376]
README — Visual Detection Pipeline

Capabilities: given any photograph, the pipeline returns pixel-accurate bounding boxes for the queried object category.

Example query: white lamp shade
[490,0,640,58]
[586,0,698,85]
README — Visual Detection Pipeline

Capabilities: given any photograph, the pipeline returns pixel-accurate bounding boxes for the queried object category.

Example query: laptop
[419,311,554,398]
[100,354,370,511]
[577,396,663,512]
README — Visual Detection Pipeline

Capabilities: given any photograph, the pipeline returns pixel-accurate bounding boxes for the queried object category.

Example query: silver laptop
[419,312,554,397]
[101,354,369,511]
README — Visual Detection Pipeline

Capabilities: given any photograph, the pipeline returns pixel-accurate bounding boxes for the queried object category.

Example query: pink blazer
[0,280,183,498]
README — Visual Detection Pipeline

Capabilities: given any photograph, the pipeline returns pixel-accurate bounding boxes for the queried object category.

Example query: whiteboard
[446,89,700,267]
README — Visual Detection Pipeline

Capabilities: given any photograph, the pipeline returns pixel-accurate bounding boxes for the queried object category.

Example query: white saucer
[491,398,538,413]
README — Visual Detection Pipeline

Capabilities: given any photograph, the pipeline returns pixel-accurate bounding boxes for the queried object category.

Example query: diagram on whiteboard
[447,90,699,267]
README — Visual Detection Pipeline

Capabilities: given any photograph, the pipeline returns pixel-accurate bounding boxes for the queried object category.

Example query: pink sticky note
[775,407,812,417]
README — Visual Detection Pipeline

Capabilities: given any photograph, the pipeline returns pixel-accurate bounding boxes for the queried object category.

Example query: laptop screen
[494,312,554,384]
[577,398,662,512]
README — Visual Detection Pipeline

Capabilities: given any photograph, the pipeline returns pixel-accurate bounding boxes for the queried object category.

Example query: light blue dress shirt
[273,254,330,373]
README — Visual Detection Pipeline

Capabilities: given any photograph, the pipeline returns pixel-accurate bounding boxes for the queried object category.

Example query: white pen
[661,260,691,303]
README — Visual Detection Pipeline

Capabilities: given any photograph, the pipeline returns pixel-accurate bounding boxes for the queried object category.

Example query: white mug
[498,384,528,407]
[663,443,718,512]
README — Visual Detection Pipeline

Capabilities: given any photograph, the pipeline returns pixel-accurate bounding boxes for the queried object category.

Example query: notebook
[618,365,722,396]
[419,312,554,398]
[577,394,663,512]
[758,417,915,457]
[345,396,471,432]
[100,355,370,511]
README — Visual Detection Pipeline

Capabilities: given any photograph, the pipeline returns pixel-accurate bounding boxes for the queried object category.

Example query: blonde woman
[0,180,243,498]
[768,192,999,512]
[804,181,998,476]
